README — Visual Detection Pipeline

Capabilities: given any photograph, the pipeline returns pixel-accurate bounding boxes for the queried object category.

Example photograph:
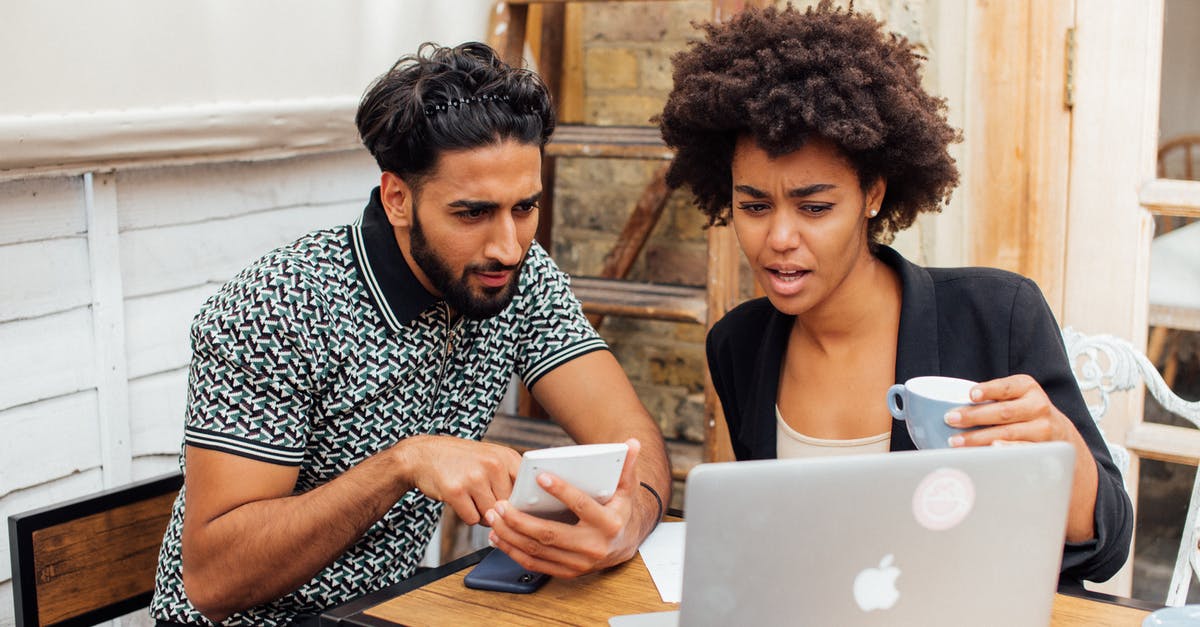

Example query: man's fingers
[614,438,641,495]
[534,471,617,528]
[447,492,483,526]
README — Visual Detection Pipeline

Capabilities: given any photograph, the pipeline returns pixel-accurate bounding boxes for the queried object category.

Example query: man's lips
[474,269,512,288]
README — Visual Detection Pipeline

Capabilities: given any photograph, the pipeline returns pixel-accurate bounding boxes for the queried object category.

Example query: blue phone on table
[463,549,550,594]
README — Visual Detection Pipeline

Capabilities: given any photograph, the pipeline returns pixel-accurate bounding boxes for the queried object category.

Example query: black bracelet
[640,481,664,522]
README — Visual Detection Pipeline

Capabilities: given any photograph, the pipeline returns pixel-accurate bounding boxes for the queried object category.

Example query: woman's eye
[737,202,770,214]
[802,204,833,215]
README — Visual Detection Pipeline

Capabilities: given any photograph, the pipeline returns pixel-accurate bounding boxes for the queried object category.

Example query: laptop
[615,441,1075,627]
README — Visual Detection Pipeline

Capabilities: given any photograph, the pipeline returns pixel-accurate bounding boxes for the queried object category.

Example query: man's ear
[380,172,414,228]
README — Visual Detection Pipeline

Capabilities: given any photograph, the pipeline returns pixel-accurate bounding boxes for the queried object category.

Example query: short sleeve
[184,256,331,466]
[1008,278,1134,583]
[512,245,608,390]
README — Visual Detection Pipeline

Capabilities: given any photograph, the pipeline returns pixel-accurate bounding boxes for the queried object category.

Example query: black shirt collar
[348,187,439,332]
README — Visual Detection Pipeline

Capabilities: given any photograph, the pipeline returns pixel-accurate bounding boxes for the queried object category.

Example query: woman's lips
[765,268,811,295]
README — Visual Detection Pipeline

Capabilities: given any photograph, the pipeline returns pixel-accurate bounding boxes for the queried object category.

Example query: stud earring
[869,209,878,218]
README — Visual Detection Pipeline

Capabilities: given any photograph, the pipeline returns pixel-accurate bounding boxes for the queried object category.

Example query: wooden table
[320,548,1160,627]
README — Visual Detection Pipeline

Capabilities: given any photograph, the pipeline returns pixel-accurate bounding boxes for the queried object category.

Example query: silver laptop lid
[679,442,1075,627]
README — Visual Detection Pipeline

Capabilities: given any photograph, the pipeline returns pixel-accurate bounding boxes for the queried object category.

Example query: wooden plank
[1063,0,1165,598]
[587,165,674,327]
[1126,422,1200,466]
[1049,594,1150,626]
[0,175,85,245]
[119,200,362,298]
[546,125,672,160]
[0,308,95,411]
[598,165,672,279]
[124,285,215,379]
[965,0,1073,315]
[30,491,176,625]
[1149,304,1200,333]
[559,4,585,124]
[365,554,675,626]
[129,369,188,458]
[0,97,362,179]
[704,226,741,463]
[0,392,102,498]
[0,236,91,323]
[132,456,183,481]
[570,277,706,324]
[114,149,376,230]
[87,172,133,487]
[1140,178,1200,218]
[0,471,105,582]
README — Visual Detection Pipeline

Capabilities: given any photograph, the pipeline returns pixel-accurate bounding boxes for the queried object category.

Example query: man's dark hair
[356,42,555,187]
[659,2,961,244]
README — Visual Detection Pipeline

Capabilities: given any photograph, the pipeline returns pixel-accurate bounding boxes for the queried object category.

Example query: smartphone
[463,548,550,594]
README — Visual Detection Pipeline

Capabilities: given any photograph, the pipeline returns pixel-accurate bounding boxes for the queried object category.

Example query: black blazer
[705,246,1133,583]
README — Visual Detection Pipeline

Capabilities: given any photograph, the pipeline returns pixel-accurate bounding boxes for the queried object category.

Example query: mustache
[466,260,521,273]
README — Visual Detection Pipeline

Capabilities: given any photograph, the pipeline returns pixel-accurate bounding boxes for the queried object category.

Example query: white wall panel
[0,237,91,322]
[0,469,103,583]
[0,308,94,411]
[129,369,188,457]
[0,175,84,245]
[116,150,377,230]
[120,200,364,298]
[124,286,213,378]
[132,456,183,481]
[0,391,102,498]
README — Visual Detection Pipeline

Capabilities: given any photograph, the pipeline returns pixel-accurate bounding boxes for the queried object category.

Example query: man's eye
[515,202,539,214]
[458,208,488,220]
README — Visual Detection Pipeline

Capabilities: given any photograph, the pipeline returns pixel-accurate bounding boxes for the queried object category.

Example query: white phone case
[509,443,629,521]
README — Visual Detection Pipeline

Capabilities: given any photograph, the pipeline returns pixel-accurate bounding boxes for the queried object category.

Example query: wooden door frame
[968,0,1166,596]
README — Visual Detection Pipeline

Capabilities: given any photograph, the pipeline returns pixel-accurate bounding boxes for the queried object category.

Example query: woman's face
[729,135,885,317]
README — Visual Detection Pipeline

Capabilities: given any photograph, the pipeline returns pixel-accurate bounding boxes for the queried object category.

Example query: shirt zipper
[430,302,463,410]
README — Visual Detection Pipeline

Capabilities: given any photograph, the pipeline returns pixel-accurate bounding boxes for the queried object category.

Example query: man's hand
[483,438,650,578]
[944,374,1099,542]
[395,435,522,526]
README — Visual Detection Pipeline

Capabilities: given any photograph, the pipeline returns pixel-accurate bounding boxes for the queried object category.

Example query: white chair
[1062,327,1200,606]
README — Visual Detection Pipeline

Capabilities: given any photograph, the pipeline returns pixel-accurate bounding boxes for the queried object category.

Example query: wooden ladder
[482,0,764,476]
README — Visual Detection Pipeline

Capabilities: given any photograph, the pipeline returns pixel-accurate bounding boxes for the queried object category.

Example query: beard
[408,206,526,320]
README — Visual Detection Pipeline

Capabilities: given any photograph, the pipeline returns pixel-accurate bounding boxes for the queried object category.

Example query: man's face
[384,139,543,320]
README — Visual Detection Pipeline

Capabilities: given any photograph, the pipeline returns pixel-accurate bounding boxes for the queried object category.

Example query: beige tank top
[775,405,891,459]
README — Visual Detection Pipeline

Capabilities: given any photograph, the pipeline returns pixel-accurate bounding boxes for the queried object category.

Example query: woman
[658,3,1131,584]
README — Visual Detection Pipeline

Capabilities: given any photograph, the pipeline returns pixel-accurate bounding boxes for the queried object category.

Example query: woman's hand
[945,374,1099,542]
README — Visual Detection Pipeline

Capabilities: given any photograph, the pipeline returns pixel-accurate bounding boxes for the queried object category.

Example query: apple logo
[853,554,901,612]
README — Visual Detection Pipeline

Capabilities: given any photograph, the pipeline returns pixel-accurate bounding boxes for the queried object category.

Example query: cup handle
[887,384,907,421]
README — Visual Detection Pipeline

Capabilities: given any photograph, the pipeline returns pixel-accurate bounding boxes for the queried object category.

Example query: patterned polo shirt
[150,188,607,626]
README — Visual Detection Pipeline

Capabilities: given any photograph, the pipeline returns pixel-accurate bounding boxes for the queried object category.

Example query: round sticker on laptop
[912,467,975,531]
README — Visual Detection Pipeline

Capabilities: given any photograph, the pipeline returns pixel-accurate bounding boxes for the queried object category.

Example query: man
[150,42,671,626]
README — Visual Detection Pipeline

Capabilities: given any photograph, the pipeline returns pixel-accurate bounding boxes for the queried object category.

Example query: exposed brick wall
[551,0,939,455]
[552,1,714,450]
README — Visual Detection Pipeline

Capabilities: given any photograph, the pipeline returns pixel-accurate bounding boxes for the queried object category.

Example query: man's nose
[484,212,523,266]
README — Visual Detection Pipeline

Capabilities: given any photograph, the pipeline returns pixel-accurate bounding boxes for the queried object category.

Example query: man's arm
[180,436,521,621]
[486,349,671,577]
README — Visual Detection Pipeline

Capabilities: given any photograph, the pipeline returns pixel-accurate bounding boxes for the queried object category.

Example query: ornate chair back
[1062,327,1200,606]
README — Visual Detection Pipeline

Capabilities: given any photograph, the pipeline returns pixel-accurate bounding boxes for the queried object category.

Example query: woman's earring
[869,209,878,218]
